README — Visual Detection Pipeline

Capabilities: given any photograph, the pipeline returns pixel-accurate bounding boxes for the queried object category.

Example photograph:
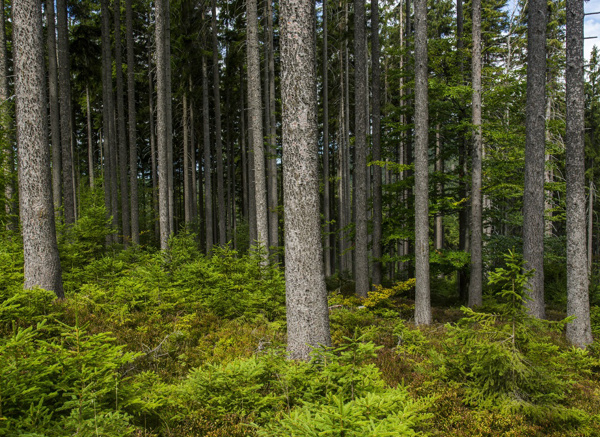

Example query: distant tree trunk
[114,0,130,244]
[267,0,279,256]
[322,0,331,276]
[126,0,139,244]
[165,1,174,236]
[211,0,226,245]
[189,77,197,224]
[14,0,64,297]
[565,0,593,348]
[203,53,213,253]
[240,70,249,223]
[183,91,191,225]
[435,124,443,251]
[86,86,94,189]
[281,0,331,360]
[588,180,594,275]
[45,0,62,214]
[56,0,75,225]
[413,0,431,325]
[149,63,159,244]
[371,0,382,286]
[523,0,547,318]
[101,0,115,242]
[468,0,483,308]
[247,0,269,254]
[155,0,170,249]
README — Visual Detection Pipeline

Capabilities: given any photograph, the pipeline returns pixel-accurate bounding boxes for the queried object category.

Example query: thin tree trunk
[56,0,75,225]
[468,0,483,308]
[190,77,197,223]
[588,180,594,275]
[114,0,130,244]
[247,0,269,254]
[371,0,382,286]
[166,0,174,236]
[522,0,547,317]
[565,0,593,347]
[45,0,61,214]
[183,91,191,224]
[155,0,170,249]
[86,86,94,189]
[267,0,278,256]
[14,0,64,297]
[241,69,249,223]
[203,53,213,253]
[126,0,139,244]
[149,63,159,244]
[413,0,431,325]
[281,0,331,360]
[435,124,443,250]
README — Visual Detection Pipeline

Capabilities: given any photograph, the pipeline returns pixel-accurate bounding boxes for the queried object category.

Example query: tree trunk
[241,69,249,223]
[114,0,130,244]
[203,53,213,253]
[45,0,61,215]
[155,0,170,249]
[14,0,64,297]
[183,91,191,225]
[371,0,382,286]
[413,0,431,325]
[56,0,75,225]
[166,0,174,236]
[149,62,160,244]
[126,0,139,244]
[281,0,331,360]
[565,0,593,347]
[190,77,197,224]
[468,0,483,308]
[247,0,269,254]
[588,180,594,275]
[322,0,331,276]
[86,86,94,189]
[435,124,443,251]
[267,0,279,256]
[523,0,547,318]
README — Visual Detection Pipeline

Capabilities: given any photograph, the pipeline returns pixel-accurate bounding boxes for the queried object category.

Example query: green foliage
[443,251,593,428]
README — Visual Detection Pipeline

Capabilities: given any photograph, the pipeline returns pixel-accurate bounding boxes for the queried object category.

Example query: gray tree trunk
[14,0,64,297]
[281,0,331,360]
[523,0,547,318]
[45,0,62,214]
[267,0,278,256]
[565,0,593,348]
[126,0,139,244]
[212,0,226,245]
[183,91,191,224]
[247,0,269,254]
[413,0,431,325]
[354,0,368,297]
[468,0,483,307]
[435,125,443,251]
[56,0,75,225]
[203,53,213,253]
[322,0,331,276]
[371,0,382,286]
[240,70,249,223]
[189,77,197,224]
[149,63,160,244]
[155,0,170,250]
[86,86,94,189]
[165,1,173,236]
[114,0,130,244]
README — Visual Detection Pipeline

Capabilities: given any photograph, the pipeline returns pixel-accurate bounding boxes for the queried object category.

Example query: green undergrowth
[1,223,600,436]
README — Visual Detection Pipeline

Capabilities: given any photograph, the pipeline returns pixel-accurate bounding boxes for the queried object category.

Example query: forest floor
[1,233,600,436]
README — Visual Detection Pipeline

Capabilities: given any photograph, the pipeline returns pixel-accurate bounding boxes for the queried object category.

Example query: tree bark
[86,86,94,189]
[212,0,226,246]
[523,0,547,318]
[149,62,159,244]
[371,0,382,286]
[266,0,278,256]
[126,0,139,244]
[14,0,64,297]
[413,0,431,325]
[189,77,197,224]
[56,0,75,225]
[322,0,331,276]
[114,0,130,244]
[203,53,213,253]
[183,91,191,224]
[565,0,593,347]
[281,0,331,360]
[247,0,269,254]
[468,0,483,308]
[155,0,170,250]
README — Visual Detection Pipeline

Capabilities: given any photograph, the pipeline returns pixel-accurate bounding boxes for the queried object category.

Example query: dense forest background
[1,0,600,435]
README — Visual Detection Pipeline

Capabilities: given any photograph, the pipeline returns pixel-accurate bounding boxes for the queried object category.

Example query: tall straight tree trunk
[183,91,191,224]
[240,70,249,223]
[247,0,269,253]
[212,0,226,246]
[165,1,174,235]
[149,64,160,244]
[14,0,64,297]
[155,0,170,249]
[86,86,94,189]
[56,0,75,225]
[45,0,61,214]
[126,0,138,244]
[322,0,331,276]
[468,0,483,307]
[565,0,593,347]
[281,0,331,361]
[101,0,115,242]
[435,124,443,250]
[114,0,130,244]
[267,0,278,256]
[190,77,197,223]
[203,53,213,253]
[413,0,431,325]
[523,0,547,318]
[371,0,382,286]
